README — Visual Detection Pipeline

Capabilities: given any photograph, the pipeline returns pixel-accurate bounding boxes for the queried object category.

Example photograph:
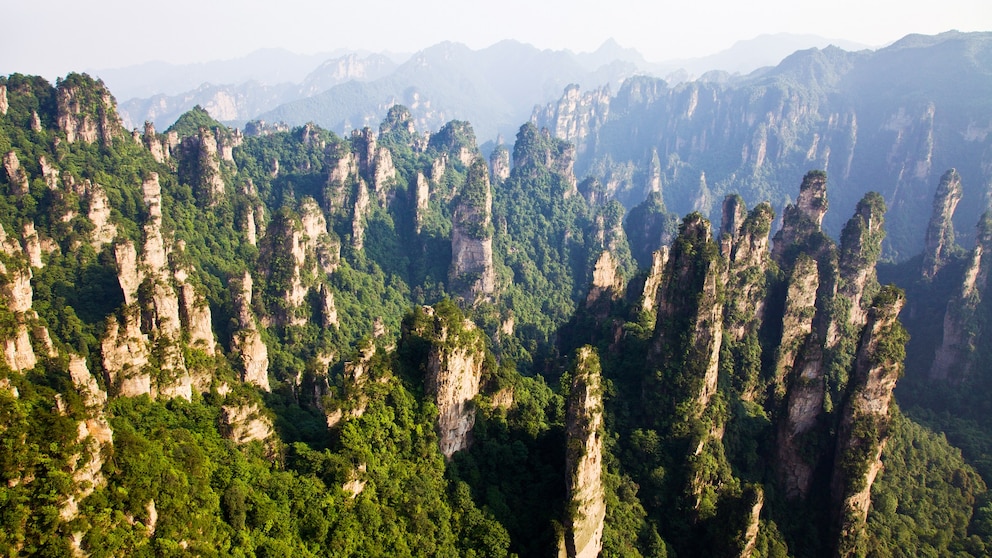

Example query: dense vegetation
[0,72,991,558]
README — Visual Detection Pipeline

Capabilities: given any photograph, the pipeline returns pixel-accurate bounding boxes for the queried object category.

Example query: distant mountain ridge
[107,34,868,138]
[532,30,992,259]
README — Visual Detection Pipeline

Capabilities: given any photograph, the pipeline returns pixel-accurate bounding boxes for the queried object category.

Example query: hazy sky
[2,0,989,78]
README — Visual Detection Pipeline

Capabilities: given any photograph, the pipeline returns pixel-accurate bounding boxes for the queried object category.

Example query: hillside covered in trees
[0,71,991,558]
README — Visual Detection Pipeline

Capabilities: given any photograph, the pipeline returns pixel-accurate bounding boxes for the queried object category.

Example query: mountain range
[1,29,992,558]
[108,34,869,140]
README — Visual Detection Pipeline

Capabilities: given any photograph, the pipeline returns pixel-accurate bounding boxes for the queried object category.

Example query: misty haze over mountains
[103,30,992,261]
[5,23,992,557]
[106,33,869,138]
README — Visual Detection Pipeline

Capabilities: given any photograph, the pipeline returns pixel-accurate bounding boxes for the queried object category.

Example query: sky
[2,0,990,79]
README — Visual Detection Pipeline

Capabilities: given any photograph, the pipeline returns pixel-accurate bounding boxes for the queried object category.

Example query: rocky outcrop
[55,74,123,146]
[930,210,992,382]
[652,213,724,418]
[62,356,113,522]
[260,198,339,326]
[104,173,195,399]
[720,195,748,254]
[414,172,430,234]
[450,157,496,305]
[586,251,624,308]
[372,147,397,205]
[69,354,107,409]
[351,180,371,250]
[414,305,487,459]
[559,347,606,558]
[174,265,217,356]
[739,487,764,558]
[300,197,340,275]
[143,121,168,162]
[4,150,29,196]
[770,173,844,500]
[114,241,140,306]
[722,199,774,342]
[221,403,275,448]
[102,307,152,397]
[326,341,377,428]
[831,287,906,557]
[831,192,886,343]
[489,145,510,183]
[178,128,228,206]
[38,156,59,190]
[431,153,447,186]
[773,255,820,399]
[428,328,484,458]
[921,169,962,279]
[240,180,265,246]
[86,182,117,250]
[533,84,611,159]
[640,248,669,313]
[0,84,7,115]
[231,272,270,391]
[0,223,59,371]
[318,283,338,328]
[512,122,578,196]
[352,127,377,177]
[772,171,829,264]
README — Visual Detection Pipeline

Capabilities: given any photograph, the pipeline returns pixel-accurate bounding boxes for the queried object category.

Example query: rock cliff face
[930,209,992,382]
[372,146,397,205]
[772,173,842,499]
[103,172,197,400]
[512,122,578,196]
[231,272,270,391]
[489,145,510,183]
[410,305,487,460]
[221,403,276,449]
[142,121,170,162]
[55,74,124,146]
[832,192,886,343]
[831,288,906,557]
[772,170,829,263]
[0,223,58,372]
[450,158,496,305]
[559,347,606,558]
[177,127,231,206]
[85,182,117,250]
[921,169,963,279]
[102,306,152,397]
[585,251,624,308]
[773,255,820,400]
[532,84,611,159]
[4,150,29,196]
[62,356,113,522]
[640,248,669,313]
[652,213,724,419]
[414,172,430,233]
[721,198,774,342]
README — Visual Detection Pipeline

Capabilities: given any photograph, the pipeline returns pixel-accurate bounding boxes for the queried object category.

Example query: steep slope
[0,71,987,558]
[534,31,992,259]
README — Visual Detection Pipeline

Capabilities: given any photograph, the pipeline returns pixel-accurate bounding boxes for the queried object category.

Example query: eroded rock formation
[450,157,496,305]
[559,346,606,558]
[921,169,962,279]
[831,287,906,557]
[930,210,992,382]
[231,272,270,391]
